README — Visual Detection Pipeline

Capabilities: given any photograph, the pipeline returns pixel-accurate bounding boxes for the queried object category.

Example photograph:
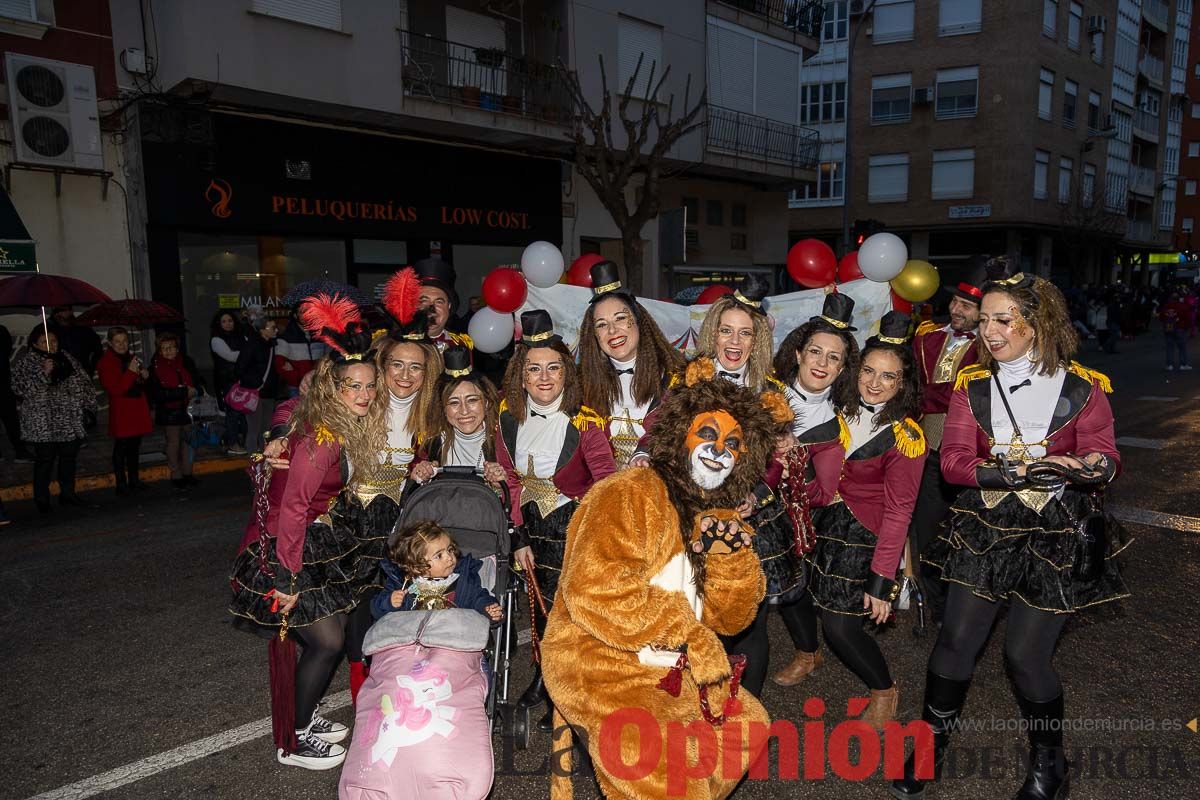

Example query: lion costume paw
[691,510,753,555]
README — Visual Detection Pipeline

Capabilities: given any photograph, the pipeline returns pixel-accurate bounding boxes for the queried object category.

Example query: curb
[0,456,250,502]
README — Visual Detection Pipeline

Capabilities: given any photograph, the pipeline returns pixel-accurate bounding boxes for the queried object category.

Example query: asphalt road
[3,334,1199,800]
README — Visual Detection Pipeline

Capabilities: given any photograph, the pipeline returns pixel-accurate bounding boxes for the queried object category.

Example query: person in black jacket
[50,306,103,376]
[147,332,205,488]
[210,311,248,453]
[234,312,278,453]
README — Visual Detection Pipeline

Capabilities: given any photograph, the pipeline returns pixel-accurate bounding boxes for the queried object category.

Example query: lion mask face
[685,410,743,490]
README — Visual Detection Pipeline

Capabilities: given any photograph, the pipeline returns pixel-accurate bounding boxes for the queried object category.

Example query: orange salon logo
[205,178,233,218]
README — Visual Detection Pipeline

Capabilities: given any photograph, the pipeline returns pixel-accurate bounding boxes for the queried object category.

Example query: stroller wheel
[513,707,531,750]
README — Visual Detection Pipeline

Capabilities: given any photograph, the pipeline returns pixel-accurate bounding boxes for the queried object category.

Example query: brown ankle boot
[771,649,823,687]
[861,683,899,730]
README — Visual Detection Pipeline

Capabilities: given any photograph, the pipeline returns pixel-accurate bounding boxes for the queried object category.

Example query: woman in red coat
[892,264,1126,800]
[497,309,617,732]
[96,327,153,494]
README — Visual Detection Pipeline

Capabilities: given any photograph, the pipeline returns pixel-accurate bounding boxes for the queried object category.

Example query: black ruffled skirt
[343,492,398,593]
[229,513,362,630]
[805,501,878,616]
[524,500,578,606]
[922,488,1131,613]
[750,497,803,600]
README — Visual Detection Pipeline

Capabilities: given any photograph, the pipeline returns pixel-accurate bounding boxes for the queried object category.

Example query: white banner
[519,278,894,355]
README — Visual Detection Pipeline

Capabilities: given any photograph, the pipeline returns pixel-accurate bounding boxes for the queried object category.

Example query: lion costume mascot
[541,358,794,799]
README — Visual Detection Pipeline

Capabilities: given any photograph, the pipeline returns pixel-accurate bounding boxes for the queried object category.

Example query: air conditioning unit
[1087,16,1107,34]
[849,0,866,15]
[913,87,934,106]
[4,54,103,170]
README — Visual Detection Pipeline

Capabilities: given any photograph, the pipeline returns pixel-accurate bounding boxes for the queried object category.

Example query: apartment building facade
[787,0,1192,289]
[1172,0,1200,264]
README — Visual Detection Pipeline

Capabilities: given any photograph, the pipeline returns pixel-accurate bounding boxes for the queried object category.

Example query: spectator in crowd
[148,332,203,488]
[234,312,279,452]
[275,311,329,399]
[0,323,33,464]
[11,325,98,513]
[211,310,248,454]
[1159,291,1194,372]
[50,305,102,376]
[97,327,153,494]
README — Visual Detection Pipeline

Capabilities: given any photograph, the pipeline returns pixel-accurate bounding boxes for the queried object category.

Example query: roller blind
[252,0,341,30]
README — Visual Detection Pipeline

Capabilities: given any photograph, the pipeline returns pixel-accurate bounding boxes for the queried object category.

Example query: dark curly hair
[978,277,1077,376]
[578,293,685,413]
[773,321,861,412]
[501,340,582,419]
[849,340,923,426]
[388,520,459,577]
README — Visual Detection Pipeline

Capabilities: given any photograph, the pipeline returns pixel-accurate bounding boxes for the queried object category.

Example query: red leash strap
[655,652,749,726]
[783,445,817,556]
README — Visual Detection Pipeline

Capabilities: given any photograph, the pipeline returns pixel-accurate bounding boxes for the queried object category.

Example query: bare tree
[559,54,706,295]
[1058,177,1126,284]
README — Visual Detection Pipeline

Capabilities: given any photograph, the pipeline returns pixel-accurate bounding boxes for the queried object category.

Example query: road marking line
[1108,505,1200,534]
[1138,396,1180,402]
[1115,436,1168,449]
[24,690,351,800]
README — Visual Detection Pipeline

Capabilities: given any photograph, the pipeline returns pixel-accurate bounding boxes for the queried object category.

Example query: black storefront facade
[142,112,562,367]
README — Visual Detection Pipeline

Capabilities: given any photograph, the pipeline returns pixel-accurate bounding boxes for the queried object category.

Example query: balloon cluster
[787,232,940,314]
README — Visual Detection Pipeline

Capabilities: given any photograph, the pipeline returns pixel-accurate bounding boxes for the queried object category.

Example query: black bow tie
[953,330,976,339]
[615,367,634,375]
[1008,379,1032,394]
[529,410,548,419]
[860,400,876,412]
[718,370,740,381]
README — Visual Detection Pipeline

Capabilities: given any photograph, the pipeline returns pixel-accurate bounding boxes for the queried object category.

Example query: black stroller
[390,466,535,748]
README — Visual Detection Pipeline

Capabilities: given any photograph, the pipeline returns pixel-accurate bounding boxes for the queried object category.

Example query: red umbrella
[77,298,183,327]
[0,273,112,307]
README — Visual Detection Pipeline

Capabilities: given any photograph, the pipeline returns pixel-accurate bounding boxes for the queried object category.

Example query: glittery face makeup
[979,292,1036,363]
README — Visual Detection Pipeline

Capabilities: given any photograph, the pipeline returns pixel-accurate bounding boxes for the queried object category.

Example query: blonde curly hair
[287,357,388,487]
[696,296,776,390]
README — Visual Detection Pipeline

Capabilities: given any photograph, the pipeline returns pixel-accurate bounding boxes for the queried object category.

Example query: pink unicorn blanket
[339,609,494,800]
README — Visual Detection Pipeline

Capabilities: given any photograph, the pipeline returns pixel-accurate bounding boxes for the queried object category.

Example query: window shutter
[252,0,342,30]
[754,40,798,123]
[445,5,506,49]
[618,16,663,99]
[708,23,754,114]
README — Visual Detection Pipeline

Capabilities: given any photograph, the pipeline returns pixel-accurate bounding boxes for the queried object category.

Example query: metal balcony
[716,0,825,39]
[1129,165,1157,196]
[399,31,571,124]
[1138,51,1164,84]
[706,104,820,169]
[1133,109,1160,142]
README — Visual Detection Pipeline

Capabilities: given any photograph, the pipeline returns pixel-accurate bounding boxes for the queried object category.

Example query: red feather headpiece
[299,293,371,360]
[382,267,421,326]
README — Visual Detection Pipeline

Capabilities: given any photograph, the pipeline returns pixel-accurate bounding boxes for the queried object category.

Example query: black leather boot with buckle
[889,670,972,799]
[1014,691,1070,800]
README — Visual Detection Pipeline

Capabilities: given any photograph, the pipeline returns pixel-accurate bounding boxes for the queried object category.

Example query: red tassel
[269,622,298,754]
[298,292,362,354]
[656,652,687,698]
[382,267,421,325]
[349,660,368,707]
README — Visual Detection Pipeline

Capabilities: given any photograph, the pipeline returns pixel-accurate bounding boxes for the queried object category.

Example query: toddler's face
[423,533,457,579]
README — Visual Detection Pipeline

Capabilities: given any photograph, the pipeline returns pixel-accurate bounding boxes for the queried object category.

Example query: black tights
[111,436,142,486]
[779,590,893,691]
[721,602,770,698]
[930,584,1067,702]
[292,614,348,729]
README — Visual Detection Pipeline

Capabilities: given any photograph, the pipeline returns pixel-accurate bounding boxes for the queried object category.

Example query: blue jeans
[1165,330,1189,368]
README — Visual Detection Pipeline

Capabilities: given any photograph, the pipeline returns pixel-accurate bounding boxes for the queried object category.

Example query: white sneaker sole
[276,747,347,770]
[311,726,349,744]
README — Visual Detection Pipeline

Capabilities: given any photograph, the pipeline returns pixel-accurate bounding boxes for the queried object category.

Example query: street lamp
[840,0,880,257]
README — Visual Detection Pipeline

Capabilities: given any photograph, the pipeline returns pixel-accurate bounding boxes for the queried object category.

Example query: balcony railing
[1127,220,1157,242]
[1139,51,1165,83]
[717,0,825,39]
[1143,0,1169,31]
[1133,109,1160,139]
[706,104,820,169]
[1130,165,1157,195]
[399,31,571,124]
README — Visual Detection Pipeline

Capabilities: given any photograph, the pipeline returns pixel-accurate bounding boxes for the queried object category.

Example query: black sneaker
[276,729,346,770]
[308,711,349,744]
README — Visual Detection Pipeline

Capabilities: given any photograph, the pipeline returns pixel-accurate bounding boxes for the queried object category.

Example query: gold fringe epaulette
[450,331,474,349]
[572,405,605,431]
[915,320,939,337]
[667,372,682,389]
[765,374,788,392]
[892,418,926,458]
[954,363,990,391]
[313,425,342,446]
[498,399,508,414]
[1067,361,1112,393]
[837,413,852,452]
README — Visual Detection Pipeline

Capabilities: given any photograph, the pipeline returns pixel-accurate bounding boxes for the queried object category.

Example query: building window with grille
[791,161,845,203]
[1082,163,1096,207]
[938,0,982,36]
[1043,0,1057,38]
[1058,157,1073,203]
[1034,150,1050,199]
[868,153,909,203]
[1038,69,1055,120]
[730,232,747,250]
[932,148,975,200]
[1067,3,1082,51]
[1063,80,1077,128]
[823,1,848,41]
[872,74,912,123]
[618,16,663,99]
[936,66,978,119]
[873,0,914,44]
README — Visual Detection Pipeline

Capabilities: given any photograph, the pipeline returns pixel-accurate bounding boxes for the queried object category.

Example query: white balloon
[468,307,515,354]
[521,241,565,288]
[858,232,908,283]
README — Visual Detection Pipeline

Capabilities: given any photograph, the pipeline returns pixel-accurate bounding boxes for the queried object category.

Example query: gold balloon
[891,260,940,302]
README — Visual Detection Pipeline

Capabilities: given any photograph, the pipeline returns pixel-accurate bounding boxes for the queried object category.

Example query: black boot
[517,668,546,710]
[1014,692,1069,800]
[890,670,972,799]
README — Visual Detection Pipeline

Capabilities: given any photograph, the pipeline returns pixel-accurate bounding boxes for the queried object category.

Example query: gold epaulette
[892,418,926,458]
[954,363,990,391]
[572,405,605,431]
[765,374,788,392]
[837,413,852,452]
[1067,361,1112,393]
[451,331,474,349]
[313,425,343,446]
[667,372,682,389]
[498,399,509,414]
[915,320,939,337]
[415,430,427,446]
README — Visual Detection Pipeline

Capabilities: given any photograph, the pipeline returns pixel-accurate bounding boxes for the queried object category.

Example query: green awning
[0,186,36,272]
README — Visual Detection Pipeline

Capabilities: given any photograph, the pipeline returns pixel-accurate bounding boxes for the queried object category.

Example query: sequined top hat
[519,309,563,348]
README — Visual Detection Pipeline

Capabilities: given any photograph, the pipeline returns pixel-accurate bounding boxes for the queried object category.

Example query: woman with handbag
[233,313,279,453]
[211,310,249,454]
[97,327,153,494]
[147,333,204,488]
[892,261,1128,800]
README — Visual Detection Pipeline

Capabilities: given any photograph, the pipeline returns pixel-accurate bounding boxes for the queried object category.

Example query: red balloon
[482,268,528,313]
[566,254,606,288]
[787,239,838,288]
[697,284,733,305]
[838,251,865,283]
[890,289,914,313]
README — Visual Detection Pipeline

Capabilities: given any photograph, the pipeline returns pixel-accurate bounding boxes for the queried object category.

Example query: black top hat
[413,257,460,311]
[588,260,626,303]
[519,309,563,348]
[729,274,770,316]
[871,310,913,346]
[810,292,857,332]
[442,344,476,379]
[391,307,433,343]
